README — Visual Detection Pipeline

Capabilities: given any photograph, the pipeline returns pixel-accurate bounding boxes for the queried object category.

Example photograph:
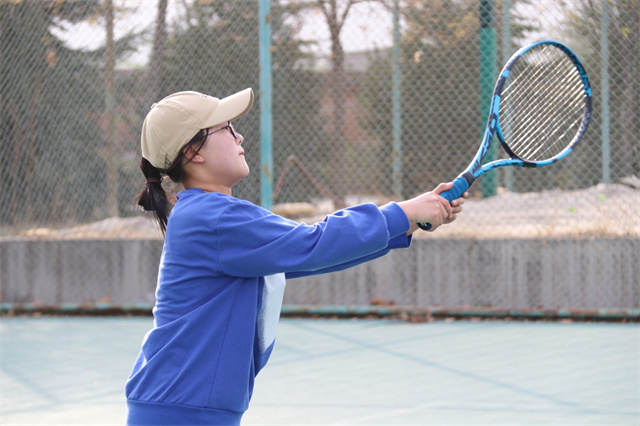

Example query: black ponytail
[137,129,208,234]
[137,158,171,234]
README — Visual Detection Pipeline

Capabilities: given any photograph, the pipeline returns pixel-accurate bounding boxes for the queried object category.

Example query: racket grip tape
[417,176,470,231]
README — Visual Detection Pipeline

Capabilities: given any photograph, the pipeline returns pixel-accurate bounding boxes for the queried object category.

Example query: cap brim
[203,88,254,129]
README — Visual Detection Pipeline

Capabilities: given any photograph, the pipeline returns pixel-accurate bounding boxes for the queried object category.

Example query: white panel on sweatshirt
[257,273,286,354]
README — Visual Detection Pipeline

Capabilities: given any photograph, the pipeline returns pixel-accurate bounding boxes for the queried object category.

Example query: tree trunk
[330,25,347,204]
[146,0,168,107]
[104,0,118,218]
[617,2,639,178]
[319,0,355,205]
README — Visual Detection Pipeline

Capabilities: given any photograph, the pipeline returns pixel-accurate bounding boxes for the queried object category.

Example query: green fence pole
[392,0,403,199]
[479,0,498,198]
[600,0,611,184]
[259,0,273,210]
[501,0,514,192]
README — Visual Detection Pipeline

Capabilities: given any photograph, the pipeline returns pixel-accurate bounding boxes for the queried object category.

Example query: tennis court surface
[2,317,638,425]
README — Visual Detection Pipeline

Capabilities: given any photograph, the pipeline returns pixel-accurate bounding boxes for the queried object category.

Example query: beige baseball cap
[141,88,254,169]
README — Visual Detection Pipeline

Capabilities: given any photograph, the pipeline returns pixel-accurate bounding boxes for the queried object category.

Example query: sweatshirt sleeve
[215,201,410,278]
[285,230,411,279]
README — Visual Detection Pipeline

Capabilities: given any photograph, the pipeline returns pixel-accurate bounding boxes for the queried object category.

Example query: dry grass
[19,179,639,240]
[427,180,639,239]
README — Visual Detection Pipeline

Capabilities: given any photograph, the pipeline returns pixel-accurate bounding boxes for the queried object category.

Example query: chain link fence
[1,0,638,313]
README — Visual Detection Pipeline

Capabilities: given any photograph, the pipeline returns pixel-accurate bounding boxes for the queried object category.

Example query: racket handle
[417,176,470,231]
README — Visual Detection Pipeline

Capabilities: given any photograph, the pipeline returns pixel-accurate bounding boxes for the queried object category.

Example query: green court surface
[1,317,638,425]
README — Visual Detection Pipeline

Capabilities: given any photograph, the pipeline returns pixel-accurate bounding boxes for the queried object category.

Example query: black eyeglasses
[205,122,237,140]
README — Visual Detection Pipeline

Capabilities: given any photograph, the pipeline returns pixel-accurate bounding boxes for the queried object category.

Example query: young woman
[126,88,467,425]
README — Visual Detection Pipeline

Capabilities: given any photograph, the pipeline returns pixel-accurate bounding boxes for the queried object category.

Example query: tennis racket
[419,40,592,231]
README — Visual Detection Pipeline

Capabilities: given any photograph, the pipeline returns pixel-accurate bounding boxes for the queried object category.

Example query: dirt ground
[19,176,639,240]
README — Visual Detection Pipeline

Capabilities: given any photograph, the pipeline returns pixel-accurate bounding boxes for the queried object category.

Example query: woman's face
[188,121,249,193]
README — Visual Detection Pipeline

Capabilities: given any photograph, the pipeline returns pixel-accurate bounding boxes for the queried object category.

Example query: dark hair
[137,130,208,234]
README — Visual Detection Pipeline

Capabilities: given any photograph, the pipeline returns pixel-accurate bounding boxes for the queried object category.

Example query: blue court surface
[1,317,638,425]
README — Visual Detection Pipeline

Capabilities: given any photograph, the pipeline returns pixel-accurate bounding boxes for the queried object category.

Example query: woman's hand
[398,182,468,234]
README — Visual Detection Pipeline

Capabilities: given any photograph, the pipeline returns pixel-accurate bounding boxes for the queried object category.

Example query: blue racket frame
[418,40,592,230]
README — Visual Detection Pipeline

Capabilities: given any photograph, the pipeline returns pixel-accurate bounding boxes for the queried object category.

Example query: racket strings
[524,87,584,159]
[499,45,585,162]
[503,46,564,100]
[503,61,583,159]
[503,53,577,129]
[506,72,583,159]
[517,83,582,159]
[500,55,570,140]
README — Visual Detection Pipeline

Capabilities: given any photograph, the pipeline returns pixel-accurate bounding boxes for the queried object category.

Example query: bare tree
[317,0,362,204]
[608,1,639,177]
[104,0,118,217]
[146,0,169,107]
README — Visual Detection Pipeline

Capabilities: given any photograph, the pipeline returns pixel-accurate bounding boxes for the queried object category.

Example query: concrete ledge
[1,237,638,310]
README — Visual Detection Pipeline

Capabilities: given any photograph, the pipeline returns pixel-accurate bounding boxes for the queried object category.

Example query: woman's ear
[183,144,204,163]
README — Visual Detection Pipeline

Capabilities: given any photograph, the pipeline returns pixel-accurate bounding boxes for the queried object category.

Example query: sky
[51,0,571,70]
[52,0,395,69]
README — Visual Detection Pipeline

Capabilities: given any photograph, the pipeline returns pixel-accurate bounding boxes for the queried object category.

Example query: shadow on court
[1,317,638,425]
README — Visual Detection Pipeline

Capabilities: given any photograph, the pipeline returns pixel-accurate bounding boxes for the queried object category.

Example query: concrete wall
[0,239,162,305]
[1,237,638,309]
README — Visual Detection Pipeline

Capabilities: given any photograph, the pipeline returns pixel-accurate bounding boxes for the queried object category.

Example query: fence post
[501,0,514,192]
[392,0,403,199]
[259,0,273,210]
[479,0,498,198]
[600,0,611,184]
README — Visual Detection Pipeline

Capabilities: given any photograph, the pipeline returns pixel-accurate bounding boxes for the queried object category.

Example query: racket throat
[459,171,477,187]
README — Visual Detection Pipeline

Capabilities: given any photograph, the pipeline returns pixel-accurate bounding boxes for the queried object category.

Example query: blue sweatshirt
[125,188,411,425]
